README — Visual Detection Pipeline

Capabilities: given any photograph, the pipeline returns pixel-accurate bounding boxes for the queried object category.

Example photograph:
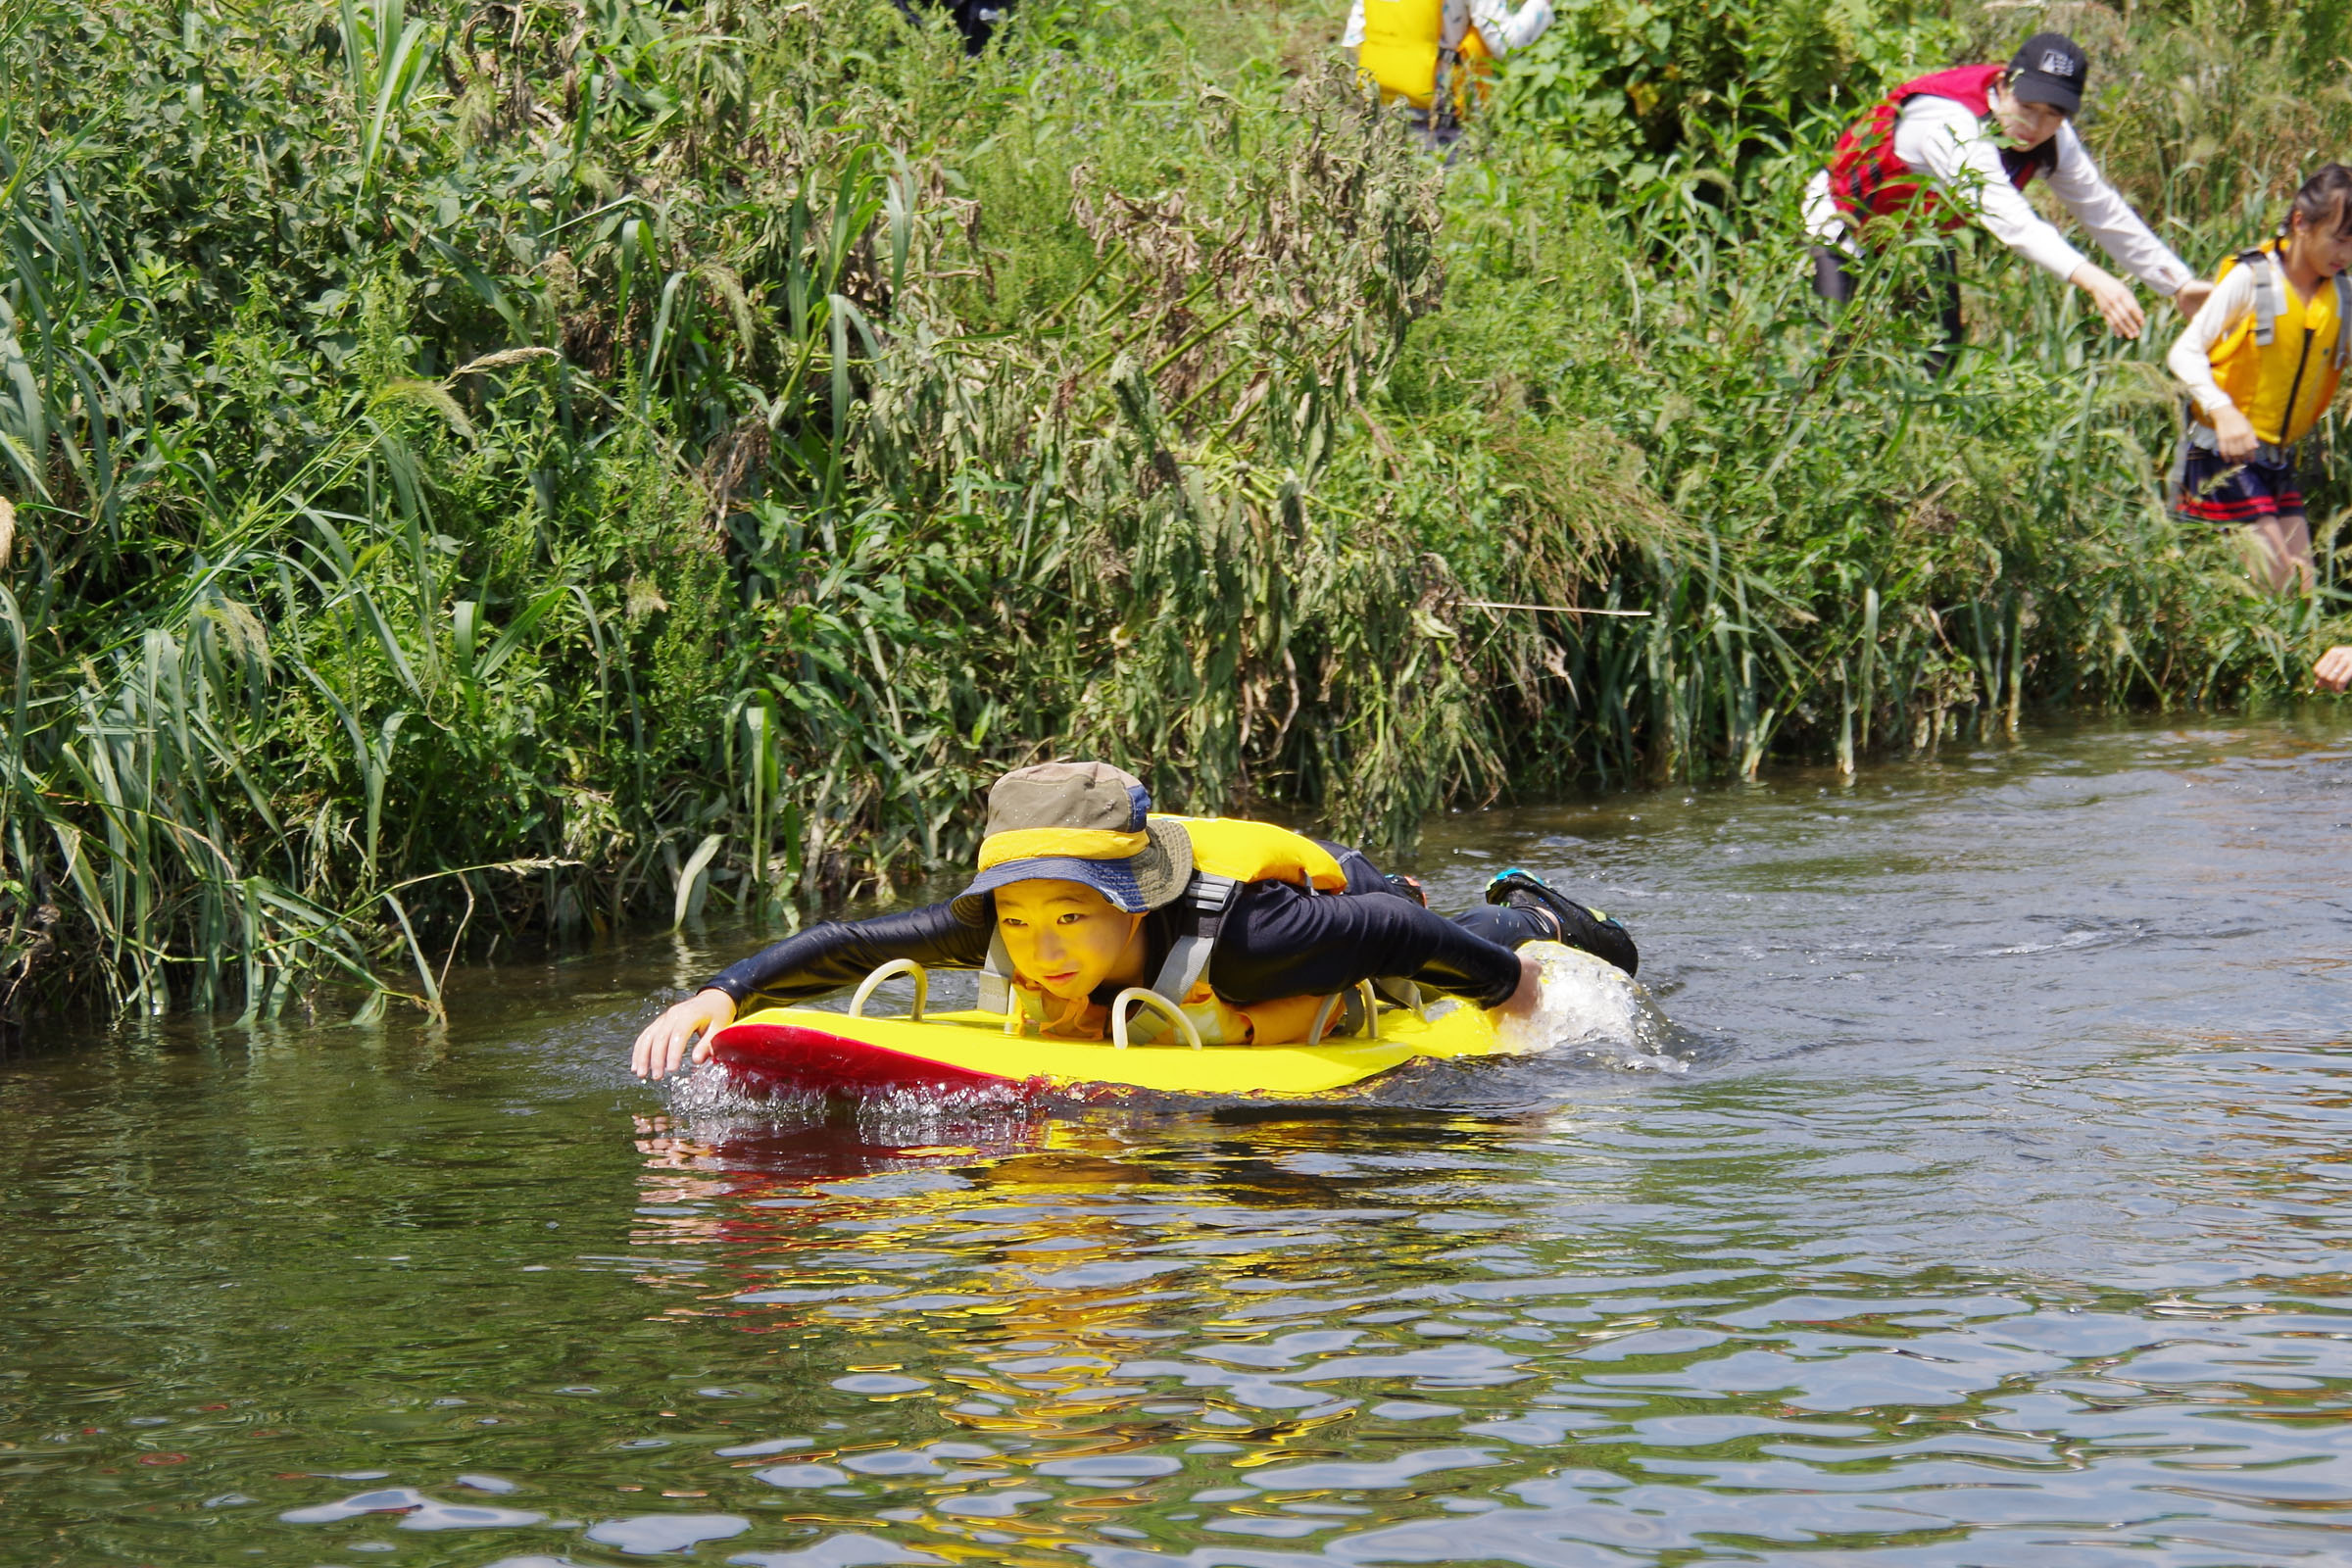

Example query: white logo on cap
[2040,49,2075,74]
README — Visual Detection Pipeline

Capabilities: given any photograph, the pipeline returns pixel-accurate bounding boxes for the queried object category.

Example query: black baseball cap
[2008,31,2087,116]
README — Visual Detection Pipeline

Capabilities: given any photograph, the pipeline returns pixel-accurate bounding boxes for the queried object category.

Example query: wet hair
[2284,164,2352,239]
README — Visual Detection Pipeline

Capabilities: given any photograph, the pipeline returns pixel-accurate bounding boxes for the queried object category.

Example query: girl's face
[2290,210,2352,280]
[1988,81,2067,151]
[995,879,1145,1002]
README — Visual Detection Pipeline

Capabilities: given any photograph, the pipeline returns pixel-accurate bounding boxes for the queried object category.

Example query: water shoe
[1484,867,1640,977]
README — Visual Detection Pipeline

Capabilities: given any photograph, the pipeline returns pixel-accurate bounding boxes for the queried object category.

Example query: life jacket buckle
[1308,981,1383,1043]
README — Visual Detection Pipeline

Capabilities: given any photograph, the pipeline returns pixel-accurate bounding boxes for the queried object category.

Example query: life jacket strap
[2333,270,2351,370]
[2228,246,2348,366]
[1148,872,1239,1005]
[979,929,1015,1014]
[2241,248,2283,348]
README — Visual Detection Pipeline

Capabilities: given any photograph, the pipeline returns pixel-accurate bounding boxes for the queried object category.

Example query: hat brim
[952,818,1193,922]
[2009,74,2081,115]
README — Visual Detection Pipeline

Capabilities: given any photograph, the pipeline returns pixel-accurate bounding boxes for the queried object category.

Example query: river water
[5,716,2350,1567]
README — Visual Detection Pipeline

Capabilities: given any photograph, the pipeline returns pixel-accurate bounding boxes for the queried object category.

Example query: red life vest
[1826,64,2056,237]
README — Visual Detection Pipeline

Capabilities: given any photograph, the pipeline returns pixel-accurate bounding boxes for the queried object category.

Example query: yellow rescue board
[710,999,1514,1100]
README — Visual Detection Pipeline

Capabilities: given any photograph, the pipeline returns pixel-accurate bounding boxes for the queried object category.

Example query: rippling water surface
[6,717,2351,1566]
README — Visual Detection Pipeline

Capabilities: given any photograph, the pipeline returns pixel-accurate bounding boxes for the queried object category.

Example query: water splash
[665,1061,828,1119]
[1493,941,1679,1067]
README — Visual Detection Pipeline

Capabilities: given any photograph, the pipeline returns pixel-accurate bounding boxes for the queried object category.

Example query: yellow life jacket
[1356,0,1494,115]
[1453,26,1494,115]
[2197,241,2352,449]
[1158,814,1347,891]
[1000,814,1363,1048]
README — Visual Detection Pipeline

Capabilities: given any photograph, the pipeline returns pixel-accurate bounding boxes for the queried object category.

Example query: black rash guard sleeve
[1203,881,1524,1009]
[701,902,992,1008]
[698,847,1537,1014]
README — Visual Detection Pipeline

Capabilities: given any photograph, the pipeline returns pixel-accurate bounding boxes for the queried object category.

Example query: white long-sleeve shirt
[1343,0,1554,57]
[2167,262,2269,418]
[1804,95,2193,297]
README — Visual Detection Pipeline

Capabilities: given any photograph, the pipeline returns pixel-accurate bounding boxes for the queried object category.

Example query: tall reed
[0,0,2339,1027]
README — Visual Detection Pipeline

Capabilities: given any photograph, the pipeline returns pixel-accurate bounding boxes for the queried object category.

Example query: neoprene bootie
[1484,867,1640,978]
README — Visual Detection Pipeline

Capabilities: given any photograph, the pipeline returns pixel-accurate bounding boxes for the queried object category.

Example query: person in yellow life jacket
[1343,0,1554,146]
[2169,165,2352,594]
[629,760,1638,1079]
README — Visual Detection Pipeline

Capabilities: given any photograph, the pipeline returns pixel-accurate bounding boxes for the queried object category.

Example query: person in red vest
[1804,33,2211,371]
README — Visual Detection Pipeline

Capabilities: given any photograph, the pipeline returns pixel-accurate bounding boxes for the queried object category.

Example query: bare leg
[2243,512,2315,594]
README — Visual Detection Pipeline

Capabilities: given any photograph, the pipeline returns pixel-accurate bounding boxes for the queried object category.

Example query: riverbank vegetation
[3,0,2346,1022]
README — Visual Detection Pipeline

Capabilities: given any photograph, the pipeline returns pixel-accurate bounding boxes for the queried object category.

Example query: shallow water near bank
[5,713,2351,1566]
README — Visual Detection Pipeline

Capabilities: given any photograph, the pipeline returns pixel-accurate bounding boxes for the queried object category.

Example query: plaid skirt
[2172,449,2305,523]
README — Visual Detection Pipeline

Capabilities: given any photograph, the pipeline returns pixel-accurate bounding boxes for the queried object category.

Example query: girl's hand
[2070,263,2147,339]
[2212,406,2260,463]
[631,988,737,1080]
[1493,952,1544,1019]
[2174,279,2216,320]
[2317,646,2352,692]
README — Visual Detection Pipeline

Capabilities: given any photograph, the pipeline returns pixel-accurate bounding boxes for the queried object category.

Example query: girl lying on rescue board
[630,761,1636,1079]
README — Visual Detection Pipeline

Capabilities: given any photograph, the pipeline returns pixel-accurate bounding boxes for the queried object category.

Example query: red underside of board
[710,1022,1018,1095]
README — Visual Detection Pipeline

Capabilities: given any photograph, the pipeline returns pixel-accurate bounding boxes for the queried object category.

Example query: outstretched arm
[702,902,993,1007]
[1901,107,2166,338]
[2044,124,2196,301]
[2318,647,2352,691]
[1900,101,2089,283]
[1467,0,1554,52]
[630,901,992,1080]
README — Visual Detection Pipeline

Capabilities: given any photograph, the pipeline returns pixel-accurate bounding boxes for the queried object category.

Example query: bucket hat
[951,761,1194,921]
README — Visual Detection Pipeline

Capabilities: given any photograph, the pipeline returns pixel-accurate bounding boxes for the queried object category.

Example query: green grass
[0,0,2343,1025]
